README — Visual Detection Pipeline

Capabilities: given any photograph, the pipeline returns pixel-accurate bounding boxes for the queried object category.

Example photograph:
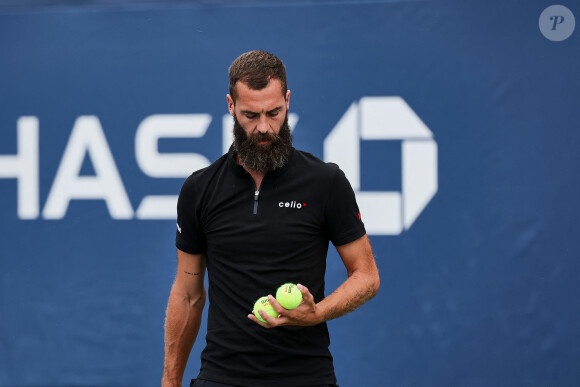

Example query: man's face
[227,79,293,172]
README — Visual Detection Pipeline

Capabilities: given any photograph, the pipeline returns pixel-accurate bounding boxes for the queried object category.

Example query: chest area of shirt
[201,176,325,240]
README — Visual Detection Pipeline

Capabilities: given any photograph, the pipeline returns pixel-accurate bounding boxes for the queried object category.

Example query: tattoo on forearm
[184,271,200,276]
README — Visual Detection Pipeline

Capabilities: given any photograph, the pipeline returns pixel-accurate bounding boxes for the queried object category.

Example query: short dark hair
[228,50,287,102]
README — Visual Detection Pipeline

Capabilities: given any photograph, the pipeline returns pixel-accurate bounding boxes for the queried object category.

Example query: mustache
[250,131,279,144]
[232,113,290,146]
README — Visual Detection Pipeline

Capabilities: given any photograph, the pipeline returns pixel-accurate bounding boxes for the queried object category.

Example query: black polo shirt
[176,147,366,387]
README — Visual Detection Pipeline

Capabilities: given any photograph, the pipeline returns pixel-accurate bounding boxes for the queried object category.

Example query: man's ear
[286,90,291,110]
[226,94,235,116]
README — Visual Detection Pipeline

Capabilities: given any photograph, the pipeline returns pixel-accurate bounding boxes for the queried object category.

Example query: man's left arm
[249,234,380,327]
[317,234,380,322]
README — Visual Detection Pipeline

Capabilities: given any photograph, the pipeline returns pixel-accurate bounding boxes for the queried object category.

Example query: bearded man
[162,50,380,387]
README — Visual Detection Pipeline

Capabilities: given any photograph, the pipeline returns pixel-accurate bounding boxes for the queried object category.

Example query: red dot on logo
[303,203,307,207]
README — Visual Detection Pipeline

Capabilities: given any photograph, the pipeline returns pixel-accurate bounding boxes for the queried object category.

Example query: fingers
[248,295,286,328]
[297,283,314,305]
[268,294,286,315]
[248,311,272,327]
[248,284,316,328]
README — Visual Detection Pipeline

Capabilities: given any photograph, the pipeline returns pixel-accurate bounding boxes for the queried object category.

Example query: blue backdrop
[1,1,579,386]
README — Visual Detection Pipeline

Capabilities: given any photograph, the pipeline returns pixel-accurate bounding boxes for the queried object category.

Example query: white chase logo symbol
[278,201,305,209]
[324,96,437,236]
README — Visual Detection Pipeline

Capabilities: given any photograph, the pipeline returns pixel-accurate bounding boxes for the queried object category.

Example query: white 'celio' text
[279,201,303,209]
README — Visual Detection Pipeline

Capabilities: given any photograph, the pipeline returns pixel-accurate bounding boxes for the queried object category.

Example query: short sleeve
[324,167,366,246]
[176,175,207,254]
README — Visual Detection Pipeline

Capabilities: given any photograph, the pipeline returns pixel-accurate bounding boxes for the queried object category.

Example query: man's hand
[247,284,323,327]
[248,235,380,328]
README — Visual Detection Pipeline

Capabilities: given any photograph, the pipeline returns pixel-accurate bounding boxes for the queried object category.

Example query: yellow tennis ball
[253,296,279,323]
[276,283,303,310]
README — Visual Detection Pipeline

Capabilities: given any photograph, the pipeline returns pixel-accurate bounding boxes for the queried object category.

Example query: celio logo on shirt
[278,201,307,209]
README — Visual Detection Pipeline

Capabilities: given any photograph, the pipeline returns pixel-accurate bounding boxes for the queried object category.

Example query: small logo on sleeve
[176,223,182,233]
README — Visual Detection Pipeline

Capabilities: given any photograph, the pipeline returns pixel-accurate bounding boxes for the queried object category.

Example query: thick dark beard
[232,113,293,173]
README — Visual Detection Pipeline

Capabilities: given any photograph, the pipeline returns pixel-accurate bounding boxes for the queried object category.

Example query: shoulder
[289,150,356,199]
[291,150,340,176]
[180,153,229,195]
[289,150,343,189]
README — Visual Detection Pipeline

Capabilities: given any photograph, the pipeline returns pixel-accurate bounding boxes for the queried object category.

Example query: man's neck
[235,153,266,190]
[247,169,265,190]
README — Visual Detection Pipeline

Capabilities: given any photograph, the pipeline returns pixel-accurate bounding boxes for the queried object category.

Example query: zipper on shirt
[253,189,260,215]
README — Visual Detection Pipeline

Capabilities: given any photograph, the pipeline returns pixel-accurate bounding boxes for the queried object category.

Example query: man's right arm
[162,249,207,387]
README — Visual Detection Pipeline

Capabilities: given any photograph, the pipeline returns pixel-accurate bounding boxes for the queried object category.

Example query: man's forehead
[234,79,286,110]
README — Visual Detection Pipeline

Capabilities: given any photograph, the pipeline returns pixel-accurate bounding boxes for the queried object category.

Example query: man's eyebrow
[267,106,283,114]
[240,106,283,115]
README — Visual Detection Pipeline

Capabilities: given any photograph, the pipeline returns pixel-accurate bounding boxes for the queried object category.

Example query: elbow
[173,286,206,311]
[189,288,207,310]
[368,267,380,299]
[369,272,380,299]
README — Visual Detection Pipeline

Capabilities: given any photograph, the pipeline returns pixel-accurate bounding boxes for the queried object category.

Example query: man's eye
[268,112,279,117]
[245,114,257,119]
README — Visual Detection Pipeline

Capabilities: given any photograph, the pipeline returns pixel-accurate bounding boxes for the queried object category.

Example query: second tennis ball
[253,296,279,323]
[276,283,303,310]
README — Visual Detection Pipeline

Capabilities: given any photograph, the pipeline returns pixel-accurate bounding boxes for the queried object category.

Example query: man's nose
[256,115,269,133]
